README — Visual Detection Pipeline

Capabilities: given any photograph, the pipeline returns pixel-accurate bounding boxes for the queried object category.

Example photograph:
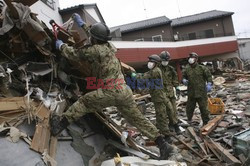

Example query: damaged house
[0,0,250,166]
[110,10,242,78]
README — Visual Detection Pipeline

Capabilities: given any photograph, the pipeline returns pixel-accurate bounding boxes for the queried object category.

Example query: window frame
[41,0,55,10]
[134,38,144,42]
[152,35,163,42]
[188,32,196,40]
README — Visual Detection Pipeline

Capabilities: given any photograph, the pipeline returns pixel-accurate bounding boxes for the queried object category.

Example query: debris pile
[97,69,250,165]
[0,1,250,166]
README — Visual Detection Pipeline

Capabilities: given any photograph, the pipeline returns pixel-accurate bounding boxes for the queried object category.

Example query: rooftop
[110,16,171,33]
[59,3,97,14]
[171,10,234,27]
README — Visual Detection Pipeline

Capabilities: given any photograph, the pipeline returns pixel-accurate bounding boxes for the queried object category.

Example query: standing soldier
[159,51,181,134]
[51,13,173,159]
[132,54,173,142]
[182,52,213,125]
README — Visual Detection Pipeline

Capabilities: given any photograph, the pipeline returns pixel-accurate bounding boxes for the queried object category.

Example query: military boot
[202,120,209,126]
[50,115,70,136]
[168,124,175,132]
[174,124,181,135]
[155,135,174,160]
[164,135,173,144]
[187,119,192,126]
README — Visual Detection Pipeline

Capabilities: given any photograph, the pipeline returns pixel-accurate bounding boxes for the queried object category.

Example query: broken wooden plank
[30,119,51,153]
[32,102,50,120]
[0,112,26,124]
[200,115,224,136]
[187,127,207,155]
[170,134,204,159]
[30,105,51,153]
[205,137,241,165]
[0,109,25,115]
[49,136,58,159]
[204,139,222,161]
[31,123,43,151]
[107,139,150,160]
[95,112,140,152]
[0,97,29,112]
[135,143,159,160]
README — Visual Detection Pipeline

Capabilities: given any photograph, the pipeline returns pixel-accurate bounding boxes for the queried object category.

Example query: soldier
[132,54,173,142]
[51,13,173,159]
[182,52,213,125]
[159,51,181,134]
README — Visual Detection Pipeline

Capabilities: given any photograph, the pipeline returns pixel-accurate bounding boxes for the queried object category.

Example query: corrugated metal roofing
[110,16,171,33]
[171,10,234,27]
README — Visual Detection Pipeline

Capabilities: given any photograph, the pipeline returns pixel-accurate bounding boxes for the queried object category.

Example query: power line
[176,0,182,17]
[142,0,148,19]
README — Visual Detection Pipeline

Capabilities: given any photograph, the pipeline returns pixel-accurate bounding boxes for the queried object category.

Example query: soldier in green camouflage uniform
[51,13,173,159]
[182,52,213,125]
[159,51,181,134]
[133,54,172,141]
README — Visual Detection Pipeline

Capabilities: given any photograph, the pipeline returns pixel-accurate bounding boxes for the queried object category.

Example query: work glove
[182,79,188,86]
[56,40,64,50]
[131,72,137,78]
[175,86,181,96]
[155,135,174,159]
[206,82,213,92]
[72,13,86,27]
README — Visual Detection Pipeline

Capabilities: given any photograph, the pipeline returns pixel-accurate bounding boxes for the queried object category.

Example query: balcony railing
[111,33,234,42]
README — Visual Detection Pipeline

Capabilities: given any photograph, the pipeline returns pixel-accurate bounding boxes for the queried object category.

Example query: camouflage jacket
[60,42,126,89]
[137,66,166,102]
[160,65,179,98]
[182,64,212,98]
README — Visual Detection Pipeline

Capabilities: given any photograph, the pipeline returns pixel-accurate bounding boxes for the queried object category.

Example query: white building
[30,0,63,27]
[238,38,250,61]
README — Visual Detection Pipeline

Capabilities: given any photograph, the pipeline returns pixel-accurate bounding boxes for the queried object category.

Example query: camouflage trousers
[165,97,178,126]
[186,96,210,123]
[154,99,171,136]
[63,85,159,140]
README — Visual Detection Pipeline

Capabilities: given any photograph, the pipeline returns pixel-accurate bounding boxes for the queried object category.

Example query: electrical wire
[176,0,182,17]
[47,54,54,94]
[0,49,18,67]
[142,0,148,19]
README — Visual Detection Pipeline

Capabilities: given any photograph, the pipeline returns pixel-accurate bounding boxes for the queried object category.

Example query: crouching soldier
[50,13,174,159]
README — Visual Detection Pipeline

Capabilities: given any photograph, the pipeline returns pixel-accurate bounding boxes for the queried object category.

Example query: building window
[198,29,214,39]
[239,43,246,47]
[41,0,55,10]
[204,29,214,38]
[135,38,144,42]
[152,35,163,42]
[188,32,196,40]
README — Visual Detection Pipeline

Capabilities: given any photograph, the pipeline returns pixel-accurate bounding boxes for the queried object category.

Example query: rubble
[0,1,250,166]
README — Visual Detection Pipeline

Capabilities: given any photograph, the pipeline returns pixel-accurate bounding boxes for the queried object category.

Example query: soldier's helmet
[189,52,198,58]
[159,51,171,61]
[148,54,161,63]
[89,23,112,42]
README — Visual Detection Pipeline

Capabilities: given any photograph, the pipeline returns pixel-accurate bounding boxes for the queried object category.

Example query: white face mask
[188,58,196,64]
[161,61,169,66]
[147,62,155,69]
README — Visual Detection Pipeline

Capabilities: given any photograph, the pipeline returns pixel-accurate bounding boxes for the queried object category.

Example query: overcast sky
[59,0,250,38]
